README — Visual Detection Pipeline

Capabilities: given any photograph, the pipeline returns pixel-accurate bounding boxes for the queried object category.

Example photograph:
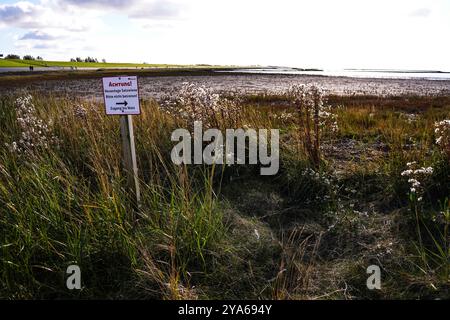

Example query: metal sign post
[102,76,141,210]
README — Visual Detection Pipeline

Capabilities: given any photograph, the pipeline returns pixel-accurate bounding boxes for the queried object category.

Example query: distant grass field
[0,59,31,67]
[0,58,212,69]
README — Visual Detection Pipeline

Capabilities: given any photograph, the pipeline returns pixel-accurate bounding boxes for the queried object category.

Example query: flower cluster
[284,84,338,166]
[285,84,338,131]
[375,241,394,258]
[318,105,339,133]
[434,119,450,157]
[165,282,198,299]
[160,82,242,129]
[302,167,331,185]
[432,209,450,225]
[401,113,419,123]
[73,104,88,119]
[401,161,433,201]
[6,95,58,155]
[273,111,295,123]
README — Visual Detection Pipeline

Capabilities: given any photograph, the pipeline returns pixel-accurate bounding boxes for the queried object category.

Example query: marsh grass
[0,88,449,299]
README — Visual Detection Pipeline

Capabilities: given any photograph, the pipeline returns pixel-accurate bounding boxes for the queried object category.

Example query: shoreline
[1,67,450,86]
[1,68,450,98]
[0,68,240,86]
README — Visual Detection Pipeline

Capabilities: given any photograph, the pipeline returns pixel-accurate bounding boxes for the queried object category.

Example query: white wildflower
[254,229,260,240]
[7,94,59,155]
[434,119,450,156]
[160,82,242,129]
[402,161,433,201]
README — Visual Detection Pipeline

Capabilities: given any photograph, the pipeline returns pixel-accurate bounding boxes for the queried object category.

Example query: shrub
[160,82,242,130]
[284,84,338,167]
[5,54,20,59]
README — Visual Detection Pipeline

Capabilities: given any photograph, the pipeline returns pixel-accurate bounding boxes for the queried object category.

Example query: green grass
[0,89,449,299]
[0,59,32,67]
[0,58,227,69]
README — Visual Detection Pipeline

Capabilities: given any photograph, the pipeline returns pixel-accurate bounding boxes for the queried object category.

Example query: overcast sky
[1,0,449,70]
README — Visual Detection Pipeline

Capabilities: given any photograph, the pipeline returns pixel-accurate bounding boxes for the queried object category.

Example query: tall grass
[0,87,449,299]
[0,93,225,298]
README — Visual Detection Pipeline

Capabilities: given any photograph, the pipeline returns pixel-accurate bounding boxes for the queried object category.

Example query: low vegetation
[0,58,193,69]
[0,84,449,299]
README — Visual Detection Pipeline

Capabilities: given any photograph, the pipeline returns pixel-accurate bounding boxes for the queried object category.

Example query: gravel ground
[1,73,450,99]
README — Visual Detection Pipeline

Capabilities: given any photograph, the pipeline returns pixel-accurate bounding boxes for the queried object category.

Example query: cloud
[1,0,185,35]
[141,21,176,29]
[2,0,187,63]
[409,8,431,18]
[0,1,91,31]
[0,1,43,28]
[33,43,55,49]
[60,0,138,9]
[20,30,58,40]
[128,0,181,20]
[59,0,183,20]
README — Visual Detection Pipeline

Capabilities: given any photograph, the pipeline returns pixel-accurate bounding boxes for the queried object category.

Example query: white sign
[102,76,140,115]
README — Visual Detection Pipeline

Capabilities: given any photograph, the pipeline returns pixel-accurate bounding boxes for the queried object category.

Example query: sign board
[102,76,140,115]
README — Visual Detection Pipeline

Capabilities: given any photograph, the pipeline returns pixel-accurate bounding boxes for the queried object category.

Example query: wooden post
[120,115,141,209]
